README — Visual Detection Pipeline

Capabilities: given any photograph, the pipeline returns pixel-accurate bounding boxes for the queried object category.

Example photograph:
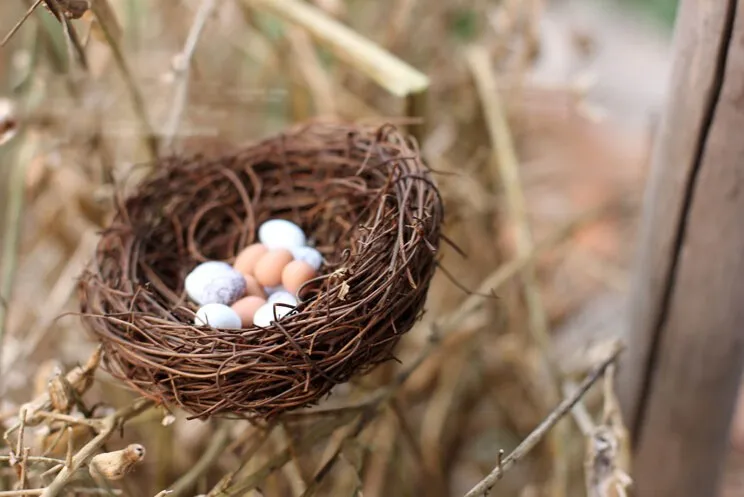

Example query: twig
[34,412,98,428]
[563,381,596,437]
[167,422,231,497]
[0,0,43,47]
[64,427,73,468]
[0,457,64,466]
[40,398,154,497]
[463,343,624,497]
[161,0,218,151]
[18,448,30,493]
[16,409,27,463]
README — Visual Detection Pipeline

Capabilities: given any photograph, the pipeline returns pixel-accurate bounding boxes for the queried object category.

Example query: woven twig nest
[79,121,443,419]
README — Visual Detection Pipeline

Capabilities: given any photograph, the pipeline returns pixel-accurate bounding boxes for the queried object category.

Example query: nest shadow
[78,121,443,419]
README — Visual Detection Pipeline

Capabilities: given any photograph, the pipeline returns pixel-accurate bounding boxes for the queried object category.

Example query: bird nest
[78,121,443,419]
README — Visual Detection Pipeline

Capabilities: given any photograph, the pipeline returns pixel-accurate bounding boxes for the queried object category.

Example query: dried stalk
[245,0,429,141]
[466,44,567,497]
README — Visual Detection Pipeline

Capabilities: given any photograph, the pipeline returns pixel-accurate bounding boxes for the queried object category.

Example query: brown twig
[462,343,624,497]
[0,0,44,47]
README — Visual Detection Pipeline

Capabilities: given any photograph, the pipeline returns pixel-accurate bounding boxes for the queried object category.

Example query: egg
[243,274,266,298]
[281,260,316,294]
[289,246,323,271]
[268,290,298,307]
[194,304,242,329]
[258,219,307,249]
[254,249,294,287]
[233,243,268,275]
[253,302,294,328]
[231,296,267,327]
[185,262,246,305]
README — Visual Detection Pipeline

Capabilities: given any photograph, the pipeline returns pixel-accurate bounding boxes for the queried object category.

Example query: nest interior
[79,121,443,419]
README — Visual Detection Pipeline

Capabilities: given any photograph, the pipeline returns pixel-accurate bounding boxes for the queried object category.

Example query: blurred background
[7,0,743,496]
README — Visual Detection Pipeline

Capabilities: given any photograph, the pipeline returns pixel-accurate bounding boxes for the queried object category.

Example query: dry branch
[463,343,624,497]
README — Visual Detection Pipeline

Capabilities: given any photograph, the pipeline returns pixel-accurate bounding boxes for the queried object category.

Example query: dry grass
[0,0,648,496]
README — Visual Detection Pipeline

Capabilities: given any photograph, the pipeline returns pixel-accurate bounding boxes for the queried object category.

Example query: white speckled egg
[185,262,246,305]
[252,302,294,328]
[258,219,307,249]
[289,246,323,270]
[267,290,298,307]
[194,304,242,329]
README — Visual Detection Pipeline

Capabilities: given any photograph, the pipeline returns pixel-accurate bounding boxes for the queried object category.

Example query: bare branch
[463,343,624,497]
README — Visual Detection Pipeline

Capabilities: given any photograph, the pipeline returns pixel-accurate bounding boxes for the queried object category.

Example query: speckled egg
[194,303,242,329]
[258,219,307,249]
[185,262,246,306]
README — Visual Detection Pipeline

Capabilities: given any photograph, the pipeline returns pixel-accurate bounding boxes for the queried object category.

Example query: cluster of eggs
[185,219,322,329]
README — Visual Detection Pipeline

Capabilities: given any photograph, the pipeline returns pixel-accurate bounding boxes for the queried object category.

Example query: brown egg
[243,274,266,298]
[233,243,268,275]
[254,249,294,286]
[231,296,267,327]
[282,260,317,294]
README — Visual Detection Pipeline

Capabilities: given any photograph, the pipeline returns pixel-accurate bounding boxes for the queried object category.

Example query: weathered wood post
[617,1,744,496]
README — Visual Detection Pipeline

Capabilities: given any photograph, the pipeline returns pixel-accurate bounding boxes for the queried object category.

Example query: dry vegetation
[0,0,651,496]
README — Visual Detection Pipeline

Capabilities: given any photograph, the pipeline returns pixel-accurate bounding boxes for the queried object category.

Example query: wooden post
[617,1,744,496]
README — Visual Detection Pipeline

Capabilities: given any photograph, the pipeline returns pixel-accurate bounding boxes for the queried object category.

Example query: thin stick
[64,427,74,468]
[40,398,154,497]
[18,448,30,492]
[161,0,218,151]
[0,0,43,47]
[0,457,64,466]
[463,344,624,497]
[34,412,99,428]
[16,409,27,461]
